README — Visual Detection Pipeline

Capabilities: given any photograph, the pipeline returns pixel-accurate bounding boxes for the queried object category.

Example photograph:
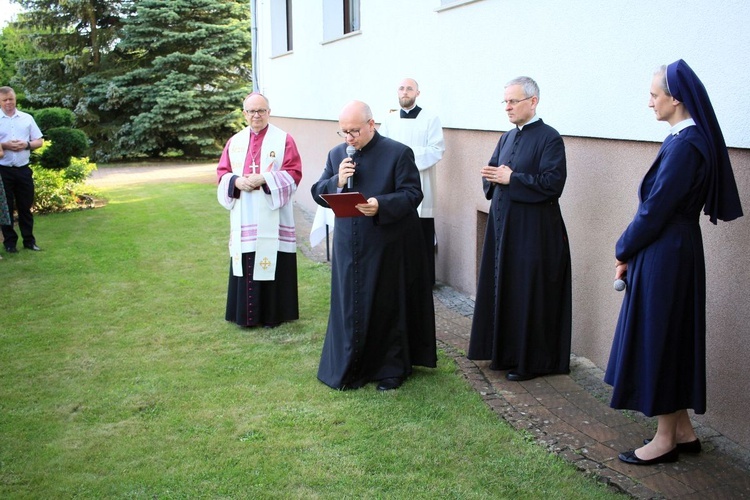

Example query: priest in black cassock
[468,76,572,382]
[312,100,437,391]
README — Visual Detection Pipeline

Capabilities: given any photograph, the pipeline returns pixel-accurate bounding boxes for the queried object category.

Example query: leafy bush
[32,107,76,130]
[31,142,97,214]
[12,106,98,213]
[62,156,95,184]
[39,127,90,170]
[31,166,72,212]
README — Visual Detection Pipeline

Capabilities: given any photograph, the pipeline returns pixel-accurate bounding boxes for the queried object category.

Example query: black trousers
[0,165,35,249]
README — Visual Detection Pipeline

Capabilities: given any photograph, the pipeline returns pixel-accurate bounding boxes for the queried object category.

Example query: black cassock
[468,119,572,375]
[312,132,437,389]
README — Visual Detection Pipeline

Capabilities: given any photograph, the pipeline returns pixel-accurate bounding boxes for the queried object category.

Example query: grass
[0,177,621,498]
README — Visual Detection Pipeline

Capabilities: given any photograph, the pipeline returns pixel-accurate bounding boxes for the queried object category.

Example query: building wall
[256,0,750,147]
[257,0,750,449]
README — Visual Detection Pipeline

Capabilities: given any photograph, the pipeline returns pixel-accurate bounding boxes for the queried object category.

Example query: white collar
[518,115,540,131]
[670,118,696,135]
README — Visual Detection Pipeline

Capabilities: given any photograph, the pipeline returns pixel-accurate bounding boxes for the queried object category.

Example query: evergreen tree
[9,0,252,160]
[11,0,129,108]
[82,0,252,159]
[1,23,34,91]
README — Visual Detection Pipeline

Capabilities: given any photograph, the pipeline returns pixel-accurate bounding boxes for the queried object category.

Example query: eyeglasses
[243,109,268,116]
[337,129,361,138]
[502,96,534,106]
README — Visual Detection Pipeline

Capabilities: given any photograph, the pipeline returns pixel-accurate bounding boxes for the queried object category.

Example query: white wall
[256,0,750,147]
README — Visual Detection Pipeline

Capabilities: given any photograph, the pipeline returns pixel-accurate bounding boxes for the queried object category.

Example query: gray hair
[244,92,270,107]
[505,76,539,99]
[655,65,671,96]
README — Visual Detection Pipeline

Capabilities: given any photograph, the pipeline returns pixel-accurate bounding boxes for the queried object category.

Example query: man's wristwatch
[25,141,31,150]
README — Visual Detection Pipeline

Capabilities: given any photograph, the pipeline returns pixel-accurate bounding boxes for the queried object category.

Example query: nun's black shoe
[643,438,701,453]
[505,371,537,382]
[618,448,678,465]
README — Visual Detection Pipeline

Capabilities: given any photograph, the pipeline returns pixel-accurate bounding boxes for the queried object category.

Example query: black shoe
[506,371,537,382]
[24,244,41,251]
[618,448,678,465]
[643,438,701,453]
[376,377,403,391]
[5,246,18,253]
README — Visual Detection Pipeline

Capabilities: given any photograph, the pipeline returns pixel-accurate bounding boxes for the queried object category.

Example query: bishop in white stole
[217,123,300,327]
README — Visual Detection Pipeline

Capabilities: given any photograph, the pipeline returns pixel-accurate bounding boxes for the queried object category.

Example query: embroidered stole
[228,125,287,279]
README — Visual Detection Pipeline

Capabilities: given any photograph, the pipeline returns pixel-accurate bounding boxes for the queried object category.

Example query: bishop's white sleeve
[262,170,297,210]
[217,173,237,210]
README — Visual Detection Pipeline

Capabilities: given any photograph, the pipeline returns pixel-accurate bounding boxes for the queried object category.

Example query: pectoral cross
[250,150,260,174]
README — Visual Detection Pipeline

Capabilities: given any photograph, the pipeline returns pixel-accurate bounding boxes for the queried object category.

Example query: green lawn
[0,178,620,498]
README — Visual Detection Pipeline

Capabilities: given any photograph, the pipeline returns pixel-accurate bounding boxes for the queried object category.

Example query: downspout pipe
[250,0,259,92]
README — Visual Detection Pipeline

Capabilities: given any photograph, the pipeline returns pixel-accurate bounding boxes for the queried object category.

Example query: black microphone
[614,278,627,292]
[346,145,356,189]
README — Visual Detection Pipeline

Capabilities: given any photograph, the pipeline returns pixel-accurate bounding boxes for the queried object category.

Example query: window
[344,0,360,34]
[271,0,293,55]
[323,0,360,42]
[286,0,294,50]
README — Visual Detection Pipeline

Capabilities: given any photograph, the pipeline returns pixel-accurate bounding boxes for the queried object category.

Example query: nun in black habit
[311,100,437,391]
[606,60,742,466]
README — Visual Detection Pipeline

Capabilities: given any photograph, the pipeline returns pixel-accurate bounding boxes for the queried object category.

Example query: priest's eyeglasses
[337,129,361,138]
[244,108,268,115]
[502,96,534,106]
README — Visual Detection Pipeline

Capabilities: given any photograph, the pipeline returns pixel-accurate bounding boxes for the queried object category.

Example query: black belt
[0,164,29,168]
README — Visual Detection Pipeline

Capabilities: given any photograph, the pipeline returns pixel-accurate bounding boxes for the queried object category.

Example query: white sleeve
[217,173,237,210]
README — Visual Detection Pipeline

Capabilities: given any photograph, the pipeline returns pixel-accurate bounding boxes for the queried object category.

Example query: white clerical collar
[670,118,696,136]
[401,105,417,113]
[518,115,540,131]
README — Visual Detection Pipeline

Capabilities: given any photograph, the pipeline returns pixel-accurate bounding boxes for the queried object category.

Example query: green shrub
[31,142,97,214]
[31,166,75,213]
[33,107,76,130]
[62,156,96,184]
[39,128,90,170]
